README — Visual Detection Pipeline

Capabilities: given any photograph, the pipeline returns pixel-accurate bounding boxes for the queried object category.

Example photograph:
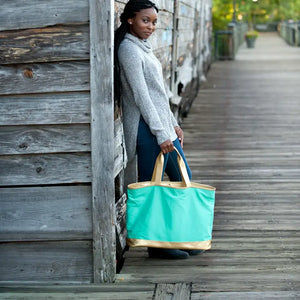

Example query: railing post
[227,22,236,60]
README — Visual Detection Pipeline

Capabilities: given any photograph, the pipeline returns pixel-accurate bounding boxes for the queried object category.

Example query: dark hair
[114,0,158,104]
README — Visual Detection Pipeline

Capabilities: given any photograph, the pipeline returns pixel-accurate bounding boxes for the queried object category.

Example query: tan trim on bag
[128,150,216,191]
[126,238,212,250]
[128,181,216,191]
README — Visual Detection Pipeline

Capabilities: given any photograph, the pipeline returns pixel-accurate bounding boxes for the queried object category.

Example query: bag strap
[151,148,191,187]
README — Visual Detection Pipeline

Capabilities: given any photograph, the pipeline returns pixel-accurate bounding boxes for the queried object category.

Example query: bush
[245,30,259,39]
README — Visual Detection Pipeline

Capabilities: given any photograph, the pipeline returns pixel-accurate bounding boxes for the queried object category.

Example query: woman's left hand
[175,126,184,148]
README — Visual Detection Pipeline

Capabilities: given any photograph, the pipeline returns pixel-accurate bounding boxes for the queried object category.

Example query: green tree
[212,0,234,30]
[212,0,300,31]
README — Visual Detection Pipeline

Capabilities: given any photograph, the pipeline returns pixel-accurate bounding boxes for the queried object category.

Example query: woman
[115,0,200,259]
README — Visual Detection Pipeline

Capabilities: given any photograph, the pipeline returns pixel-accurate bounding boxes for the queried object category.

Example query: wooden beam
[0,62,89,96]
[0,0,89,31]
[0,186,92,242]
[0,241,92,282]
[0,25,89,64]
[154,283,191,299]
[89,0,116,283]
[0,153,91,186]
[0,93,90,126]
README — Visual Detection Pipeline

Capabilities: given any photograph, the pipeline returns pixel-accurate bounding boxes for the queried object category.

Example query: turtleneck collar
[124,33,152,53]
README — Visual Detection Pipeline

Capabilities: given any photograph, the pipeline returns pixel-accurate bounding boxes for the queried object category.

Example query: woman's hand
[175,126,184,148]
[160,139,175,154]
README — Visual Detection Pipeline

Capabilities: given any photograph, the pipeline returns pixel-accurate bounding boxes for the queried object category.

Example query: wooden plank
[155,0,174,13]
[118,271,300,290]
[0,93,90,126]
[0,153,91,186]
[0,0,89,31]
[115,192,127,273]
[0,284,155,293]
[154,283,191,299]
[89,0,115,283]
[0,61,89,96]
[0,125,90,155]
[0,283,155,300]
[0,25,89,64]
[199,181,300,192]
[178,2,195,18]
[0,241,92,283]
[125,253,299,266]
[155,10,174,31]
[154,46,172,78]
[114,118,127,177]
[191,291,300,299]
[115,194,127,252]
[0,185,92,241]
[190,273,300,292]
[0,291,154,300]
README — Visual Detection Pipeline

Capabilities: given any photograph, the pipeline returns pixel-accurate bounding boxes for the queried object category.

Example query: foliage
[212,0,300,31]
[245,30,259,39]
[212,0,233,30]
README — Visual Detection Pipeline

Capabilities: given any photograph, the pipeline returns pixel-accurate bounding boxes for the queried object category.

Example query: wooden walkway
[1,32,300,299]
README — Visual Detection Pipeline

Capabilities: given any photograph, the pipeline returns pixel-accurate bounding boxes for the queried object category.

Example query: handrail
[214,23,248,60]
[279,21,300,47]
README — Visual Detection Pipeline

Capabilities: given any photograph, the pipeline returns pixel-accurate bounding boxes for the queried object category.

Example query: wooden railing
[279,21,300,46]
[214,23,248,60]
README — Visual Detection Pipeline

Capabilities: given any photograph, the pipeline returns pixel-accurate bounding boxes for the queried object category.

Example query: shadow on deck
[1,33,300,299]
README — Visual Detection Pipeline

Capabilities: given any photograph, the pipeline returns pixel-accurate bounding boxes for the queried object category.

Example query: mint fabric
[127,185,215,243]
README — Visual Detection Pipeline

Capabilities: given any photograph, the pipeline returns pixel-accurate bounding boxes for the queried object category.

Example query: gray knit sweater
[118,33,178,161]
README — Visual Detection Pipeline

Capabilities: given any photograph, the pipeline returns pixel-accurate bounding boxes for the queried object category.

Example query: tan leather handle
[151,148,191,187]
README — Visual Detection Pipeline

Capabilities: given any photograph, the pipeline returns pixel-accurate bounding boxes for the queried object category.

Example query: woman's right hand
[160,139,175,154]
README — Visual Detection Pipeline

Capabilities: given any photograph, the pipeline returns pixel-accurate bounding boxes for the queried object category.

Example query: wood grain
[0,124,90,155]
[0,185,92,241]
[0,0,89,31]
[0,25,89,64]
[0,153,91,186]
[89,0,116,283]
[0,92,90,126]
[0,61,89,95]
[0,241,92,282]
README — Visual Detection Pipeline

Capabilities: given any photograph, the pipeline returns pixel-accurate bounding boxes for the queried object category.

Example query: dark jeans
[136,117,192,182]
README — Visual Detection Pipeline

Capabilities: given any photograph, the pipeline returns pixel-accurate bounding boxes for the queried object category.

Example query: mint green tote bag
[126,148,216,250]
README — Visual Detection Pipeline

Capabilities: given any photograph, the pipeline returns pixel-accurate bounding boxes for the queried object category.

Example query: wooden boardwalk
[1,32,300,299]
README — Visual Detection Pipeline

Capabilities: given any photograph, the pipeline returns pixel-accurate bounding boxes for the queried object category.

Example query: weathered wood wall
[173,0,212,120]
[0,0,212,284]
[0,0,118,284]
[114,0,212,121]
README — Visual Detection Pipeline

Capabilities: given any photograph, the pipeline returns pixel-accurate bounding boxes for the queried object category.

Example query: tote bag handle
[151,148,191,187]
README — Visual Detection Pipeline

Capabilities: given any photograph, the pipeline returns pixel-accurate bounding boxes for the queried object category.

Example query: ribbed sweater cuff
[156,131,171,146]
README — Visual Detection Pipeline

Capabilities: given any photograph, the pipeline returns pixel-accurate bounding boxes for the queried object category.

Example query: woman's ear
[127,18,133,25]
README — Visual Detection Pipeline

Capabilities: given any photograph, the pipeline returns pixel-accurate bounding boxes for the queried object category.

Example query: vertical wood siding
[89,0,116,283]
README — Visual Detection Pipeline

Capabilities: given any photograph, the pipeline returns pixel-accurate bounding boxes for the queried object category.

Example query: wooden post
[89,0,116,283]
[170,0,179,106]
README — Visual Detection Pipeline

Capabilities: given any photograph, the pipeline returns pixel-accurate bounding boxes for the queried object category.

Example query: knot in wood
[18,142,28,150]
[36,167,43,173]
[23,68,34,79]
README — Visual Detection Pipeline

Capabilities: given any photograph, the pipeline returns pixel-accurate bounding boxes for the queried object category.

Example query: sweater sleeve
[170,111,179,127]
[118,45,170,145]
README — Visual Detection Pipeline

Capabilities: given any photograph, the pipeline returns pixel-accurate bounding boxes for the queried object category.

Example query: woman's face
[128,8,157,40]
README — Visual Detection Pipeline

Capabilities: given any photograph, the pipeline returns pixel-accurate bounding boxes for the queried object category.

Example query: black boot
[182,249,205,256]
[148,247,189,259]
